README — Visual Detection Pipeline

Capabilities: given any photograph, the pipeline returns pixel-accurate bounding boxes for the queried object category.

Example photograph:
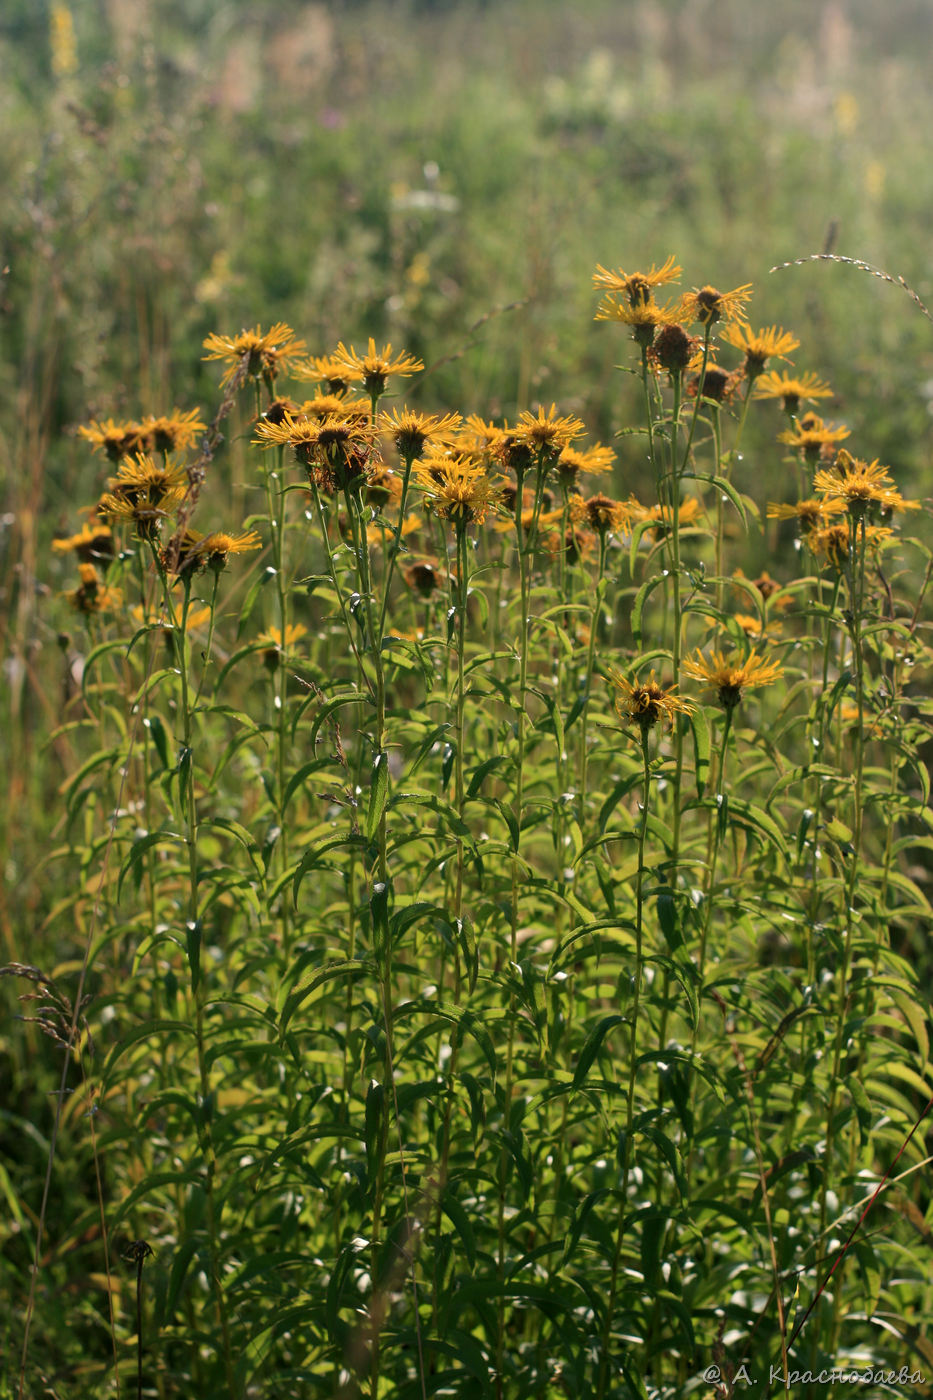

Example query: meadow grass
[3,3,933,1398]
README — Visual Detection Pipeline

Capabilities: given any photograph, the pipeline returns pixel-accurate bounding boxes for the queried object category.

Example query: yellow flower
[257,623,308,669]
[255,412,377,493]
[333,338,424,398]
[592,256,682,305]
[806,521,893,571]
[52,521,114,566]
[682,648,783,708]
[580,492,630,534]
[98,454,188,539]
[50,4,78,77]
[629,496,704,539]
[78,418,144,463]
[289,353,363,395]
[678,283,753,327]
[515,404,586,460]
[202,322,306,385]
[163,528,262,576]
[380,407,462,459]
[753,370,833,410]
[733,613,782,643]
[137,408,206,454]
[767,497,845,530]
[297,394,370,423]
[778,413,850,461]
[64,563,121,615]
[813,457,905,519]
[458,414,508,458]
[415,453,502,527]
[721,323,800,378]
[132,598,212,634]
[555,442,616,490]
[595,294,686,346]
[608,668,694,732]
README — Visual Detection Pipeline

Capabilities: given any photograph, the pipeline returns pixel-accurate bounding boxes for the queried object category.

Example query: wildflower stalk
[596,726,652,1400]
[496,463,535,1389]
[578,527,609,814]
[262,444,293,948]
[148,545,237,1398]
[818,513,869,1346]
[377,448,417,642]
[678,323,712,471]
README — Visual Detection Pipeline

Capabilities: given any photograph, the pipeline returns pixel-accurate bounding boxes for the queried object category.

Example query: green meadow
[3,2,933,1397]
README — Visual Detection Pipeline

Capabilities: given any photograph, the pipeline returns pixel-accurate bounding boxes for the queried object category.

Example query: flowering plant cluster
[32,261,933,1398]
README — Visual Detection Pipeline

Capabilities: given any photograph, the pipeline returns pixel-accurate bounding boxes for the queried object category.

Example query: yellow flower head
[608,667,694,733]
[289,353,363,396]
[721,323,800,379]
[555,442,616,490]
[52,520,115,566]
[257,622,308,670]
[682,647,783,709]
[778,413,850,461]
[415,453,503,527]
[538,508,596,565]
[380,407,462,460]
[592,256,682,306]
[64,563,121,615]
[806,520,893,570]
[163,527,262,577]
[595,294,686,347]
[753,370,833,411]
[296,393,370,423]
[78,418,144,464]
[733,613,782,643]
[581,492,630,534]
[813,456,906,520]
[629,495,704,540]
[679,283,753,327]
[515,404,586,461]
[333,338,424,398]
[766,497,845,530]
[458,414,508,459]
[99,454,188,539]
[203,322,306,385]
[255,412,377,493]
[137,407,206,455]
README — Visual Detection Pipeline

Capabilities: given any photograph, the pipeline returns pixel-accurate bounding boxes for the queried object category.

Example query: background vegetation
[2,1,933,1397]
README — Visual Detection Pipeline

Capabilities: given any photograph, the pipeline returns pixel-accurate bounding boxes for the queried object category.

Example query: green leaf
[279,959,370,1032]
[631,574,666,647]
[573,1014,624,1090]
[466,754,509,799]
[366,751,390,840]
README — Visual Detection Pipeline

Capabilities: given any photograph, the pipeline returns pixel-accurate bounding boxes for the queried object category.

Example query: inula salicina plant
[7,258,933,1400]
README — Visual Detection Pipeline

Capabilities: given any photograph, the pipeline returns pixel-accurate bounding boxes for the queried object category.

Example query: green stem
[595,728,652,1398]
